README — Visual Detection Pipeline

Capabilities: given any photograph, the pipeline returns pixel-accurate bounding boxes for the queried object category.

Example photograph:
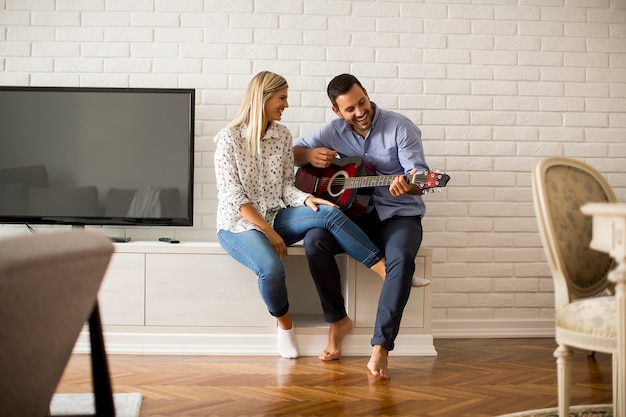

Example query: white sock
[412,277,432,287]
[277,326,299,359]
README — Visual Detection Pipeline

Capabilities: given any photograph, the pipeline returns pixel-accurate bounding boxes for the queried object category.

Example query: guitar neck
[344,174,419,189]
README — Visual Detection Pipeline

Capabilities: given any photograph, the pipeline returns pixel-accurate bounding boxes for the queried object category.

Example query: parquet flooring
[55,338,613,417]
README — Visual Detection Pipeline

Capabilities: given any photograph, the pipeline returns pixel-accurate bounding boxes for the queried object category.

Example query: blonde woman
[214,71,386,359]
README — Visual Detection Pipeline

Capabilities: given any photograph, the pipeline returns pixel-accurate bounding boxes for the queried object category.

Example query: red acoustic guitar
[295,156,450,216]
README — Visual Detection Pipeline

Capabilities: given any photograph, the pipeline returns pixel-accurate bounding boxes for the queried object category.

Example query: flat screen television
[0,86,195,227]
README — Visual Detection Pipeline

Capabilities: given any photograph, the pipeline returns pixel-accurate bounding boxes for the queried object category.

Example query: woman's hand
[239,203,288,258]
[264,228,288,259]
[304,196,339,211]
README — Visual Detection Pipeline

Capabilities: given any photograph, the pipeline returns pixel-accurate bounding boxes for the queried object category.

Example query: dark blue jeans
[303,210,423,351]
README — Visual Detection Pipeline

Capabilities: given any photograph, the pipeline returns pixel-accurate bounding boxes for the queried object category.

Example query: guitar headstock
[410,170,450,192]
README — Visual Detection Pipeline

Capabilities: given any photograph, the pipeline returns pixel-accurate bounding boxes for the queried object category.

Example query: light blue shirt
[294,103,429,220]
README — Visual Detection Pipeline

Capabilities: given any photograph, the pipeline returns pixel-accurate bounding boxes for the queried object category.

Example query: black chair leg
[49,302,115,417]
[88,302,115,417]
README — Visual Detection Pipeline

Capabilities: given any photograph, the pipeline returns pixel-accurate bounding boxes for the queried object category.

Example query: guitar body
[295,157,374,216]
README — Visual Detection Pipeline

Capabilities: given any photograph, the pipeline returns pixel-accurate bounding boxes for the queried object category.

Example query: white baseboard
[75,329,437,357]
[75,319,554,357]
[431,318,555,338]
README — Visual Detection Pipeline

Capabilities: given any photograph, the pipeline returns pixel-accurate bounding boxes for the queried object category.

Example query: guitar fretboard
[334,174,432,190]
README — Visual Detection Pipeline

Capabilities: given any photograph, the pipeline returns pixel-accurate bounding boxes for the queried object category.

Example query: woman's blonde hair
[226,71,288,154]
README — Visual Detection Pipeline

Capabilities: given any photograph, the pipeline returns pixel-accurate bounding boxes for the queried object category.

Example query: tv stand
[69,225,130,242]
[88,241,436,357]
[108,236,131,243]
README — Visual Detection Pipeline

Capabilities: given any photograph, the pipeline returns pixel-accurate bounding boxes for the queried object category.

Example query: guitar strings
[316,174,433,187]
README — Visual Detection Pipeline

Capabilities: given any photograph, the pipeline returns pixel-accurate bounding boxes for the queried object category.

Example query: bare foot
[318,316,353,361]
[367,345,390,380]
[370,258,386,281]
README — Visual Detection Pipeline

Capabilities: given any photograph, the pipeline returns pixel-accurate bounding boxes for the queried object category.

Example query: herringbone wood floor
[55,338,613,417]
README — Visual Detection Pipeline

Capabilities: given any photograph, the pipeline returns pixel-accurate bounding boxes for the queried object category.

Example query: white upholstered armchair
[532,156,623,416]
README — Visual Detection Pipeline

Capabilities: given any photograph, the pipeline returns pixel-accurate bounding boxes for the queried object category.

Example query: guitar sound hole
[329,181,343,196]
[327,171,348,198]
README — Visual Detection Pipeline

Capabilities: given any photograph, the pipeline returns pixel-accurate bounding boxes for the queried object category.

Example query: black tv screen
[0,86,194,226]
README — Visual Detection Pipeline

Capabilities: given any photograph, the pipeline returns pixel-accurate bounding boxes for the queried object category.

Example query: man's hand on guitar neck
[294,146,337,168]
[390,168,425,197]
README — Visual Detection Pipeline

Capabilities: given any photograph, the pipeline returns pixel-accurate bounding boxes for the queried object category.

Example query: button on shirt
[294,103,429,220]
[215,122,311,233]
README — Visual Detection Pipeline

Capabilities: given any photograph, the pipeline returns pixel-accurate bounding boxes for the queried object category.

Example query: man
[293,74,430,380]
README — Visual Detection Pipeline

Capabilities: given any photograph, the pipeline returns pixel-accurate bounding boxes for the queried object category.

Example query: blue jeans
[217,204,383,318]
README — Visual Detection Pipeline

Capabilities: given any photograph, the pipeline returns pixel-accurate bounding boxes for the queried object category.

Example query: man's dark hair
[327,74,365,108]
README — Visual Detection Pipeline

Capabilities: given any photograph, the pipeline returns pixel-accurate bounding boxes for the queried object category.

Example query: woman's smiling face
[264,87,289,123]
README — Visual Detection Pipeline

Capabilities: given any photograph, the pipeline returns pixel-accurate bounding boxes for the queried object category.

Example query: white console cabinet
[83,241,436,356]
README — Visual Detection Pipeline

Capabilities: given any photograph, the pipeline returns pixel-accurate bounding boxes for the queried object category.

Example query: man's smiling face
[332,83,374,138]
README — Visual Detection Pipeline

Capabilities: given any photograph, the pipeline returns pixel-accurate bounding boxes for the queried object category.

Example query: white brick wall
[1,0,625,336]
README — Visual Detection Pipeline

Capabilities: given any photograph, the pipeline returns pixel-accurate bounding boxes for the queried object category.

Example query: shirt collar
[263,121,279,140]
[370,102,380,130]
[238,122,279,140]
